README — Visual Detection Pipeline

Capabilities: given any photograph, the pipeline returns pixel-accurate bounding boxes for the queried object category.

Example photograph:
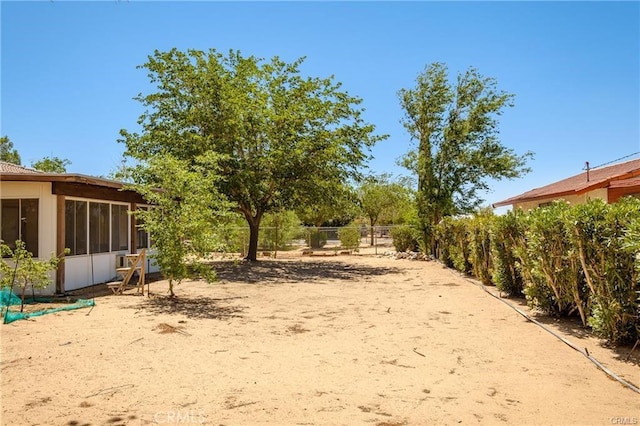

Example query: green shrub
[522,201,588,323]
[390,225,420,252]
[435,217,456,268]
[1,240,65,313]
[574,197,640,343]
[468,210,494,285]
[428,198,640,345]
[259,210,303,252]
[338,226,361,252]
[622,201,640,280]
[308,228,327,249]
[436,216,472,274]
[491,210,525,296]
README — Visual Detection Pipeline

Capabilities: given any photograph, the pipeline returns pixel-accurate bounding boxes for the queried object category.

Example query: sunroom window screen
[111,204,129,251]
[136,207,149,249]
[1,199,38,256]
[89,202,110,254]
[65,200,87,256]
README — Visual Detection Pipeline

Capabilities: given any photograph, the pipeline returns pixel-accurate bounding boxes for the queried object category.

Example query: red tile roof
[0,161,43,174]
[493,158,640,207]
[608,176,640,189]
[0,160,129,188]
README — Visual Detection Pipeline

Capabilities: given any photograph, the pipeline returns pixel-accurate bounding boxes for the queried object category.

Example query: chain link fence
[225,224,406,256]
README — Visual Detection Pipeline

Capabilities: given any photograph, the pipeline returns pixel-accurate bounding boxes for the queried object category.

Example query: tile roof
[608,176,640,189]
[0,161,43,174]
[493,158,640,207]
[0,164,133,190]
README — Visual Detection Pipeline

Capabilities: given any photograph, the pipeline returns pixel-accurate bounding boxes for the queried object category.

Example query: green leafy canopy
[31,156,71,173]
[120,48,386,261]
[0,136,21,165]
[399,63,533,253]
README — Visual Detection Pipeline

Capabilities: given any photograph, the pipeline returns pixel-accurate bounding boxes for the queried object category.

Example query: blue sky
[2,1,639,208]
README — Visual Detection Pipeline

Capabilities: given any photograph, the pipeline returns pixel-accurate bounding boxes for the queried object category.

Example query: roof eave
[0,172,125,189]
[492,190,577,208]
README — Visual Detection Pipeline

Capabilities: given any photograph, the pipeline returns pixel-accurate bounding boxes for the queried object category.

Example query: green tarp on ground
[1,288,95,324]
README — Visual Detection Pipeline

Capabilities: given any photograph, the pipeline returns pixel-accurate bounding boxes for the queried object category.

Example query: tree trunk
[431,210,441,258]
[370,224,375,246]
[244,212,263,262]
[20,279,27,313]
[575,232,597,296]
[421,211,439,258]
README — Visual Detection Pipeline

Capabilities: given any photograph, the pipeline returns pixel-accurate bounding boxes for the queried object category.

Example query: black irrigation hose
[449,268,640,395]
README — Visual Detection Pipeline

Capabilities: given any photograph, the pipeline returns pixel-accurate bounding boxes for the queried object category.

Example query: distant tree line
[119,49,530,268]
[3,50,533,291]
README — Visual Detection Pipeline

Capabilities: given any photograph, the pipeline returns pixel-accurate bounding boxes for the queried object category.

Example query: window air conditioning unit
[115,254,127,269]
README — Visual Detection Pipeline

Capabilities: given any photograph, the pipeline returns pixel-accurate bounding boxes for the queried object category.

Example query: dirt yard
[1,251,639,425]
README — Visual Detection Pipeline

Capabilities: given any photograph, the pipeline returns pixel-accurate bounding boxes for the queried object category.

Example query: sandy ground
[1,250,639,426]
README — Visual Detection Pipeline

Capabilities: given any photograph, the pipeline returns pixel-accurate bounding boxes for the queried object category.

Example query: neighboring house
[493,158,640,210]
[0,161,157,294]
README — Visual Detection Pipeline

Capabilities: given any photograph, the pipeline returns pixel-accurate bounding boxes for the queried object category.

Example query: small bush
[338,226,361,252]
[468,210,494,285]
[259,210,303,251]
[575,197,640,343]
[436,216,472,274]
[429,198,640,345]
[390,226,420,252]
[0,240,64,313]
[523,201,588,323]
[491,210,525,296]
[435,218,455,268]
[308,228,327,249]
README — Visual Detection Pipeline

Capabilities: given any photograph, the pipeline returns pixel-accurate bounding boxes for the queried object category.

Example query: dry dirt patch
[1,254,638,425]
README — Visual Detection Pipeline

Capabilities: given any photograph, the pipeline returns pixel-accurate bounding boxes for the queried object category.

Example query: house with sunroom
[493,158,640,210]
[0,161,158,294]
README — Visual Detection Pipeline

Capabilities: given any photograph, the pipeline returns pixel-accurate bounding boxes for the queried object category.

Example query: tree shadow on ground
[67,272,165,300]
[507,298,640,366]
[529,311,594,339]
[211,259,403,284]
[494,291,640,367]
[459,276,596,341]
[612,340,640,366]
[128,295,247,320]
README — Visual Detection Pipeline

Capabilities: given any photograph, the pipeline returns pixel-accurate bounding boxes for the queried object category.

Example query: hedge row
[435,198,640,345]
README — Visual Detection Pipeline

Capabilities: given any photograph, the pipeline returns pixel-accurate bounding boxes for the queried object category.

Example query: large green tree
[121,48,384,261]
[0,136,21,165]
[31,156,71,173]
[399,63,532,255]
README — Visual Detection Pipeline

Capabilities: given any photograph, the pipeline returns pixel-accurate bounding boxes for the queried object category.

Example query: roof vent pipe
[585,161,590,182]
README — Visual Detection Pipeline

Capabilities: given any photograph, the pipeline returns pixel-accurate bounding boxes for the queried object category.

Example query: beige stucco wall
[0,181,57,260]
[0,181,57,293]
[514,188,609,211]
